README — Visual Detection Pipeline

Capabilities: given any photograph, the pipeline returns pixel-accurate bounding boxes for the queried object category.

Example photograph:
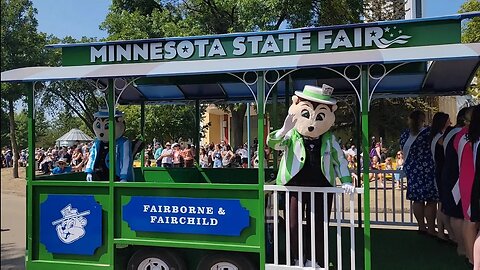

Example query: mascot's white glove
[342,183,355,194]
[86,173,93,182]
[278,114,297,137]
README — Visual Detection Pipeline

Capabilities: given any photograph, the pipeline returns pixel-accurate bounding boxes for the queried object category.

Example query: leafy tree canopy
[460,0,480,44]
[101,0,363,39]
[1,0,48,177]
[119,104,207,145]
[459,0,480,100]
[363,0,406,22]
[100,0,363,147]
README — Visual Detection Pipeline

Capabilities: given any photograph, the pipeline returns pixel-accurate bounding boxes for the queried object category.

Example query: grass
[368,228,470,270]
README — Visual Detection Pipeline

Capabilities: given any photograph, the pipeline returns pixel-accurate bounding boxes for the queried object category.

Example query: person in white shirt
[159,142,173,167]
[347,145,357,157]
[236,144,249,168]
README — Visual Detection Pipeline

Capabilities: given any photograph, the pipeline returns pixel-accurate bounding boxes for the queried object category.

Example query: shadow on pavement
[1,243,25,270]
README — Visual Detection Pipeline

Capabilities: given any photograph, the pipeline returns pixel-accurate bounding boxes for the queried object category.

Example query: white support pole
[350,193,356,270]
[273,190,279,265]
[286,190,291,266]
[324,193,329,270]
[310,191,316,266]
[336,193,343,270]
[298,192,303,267]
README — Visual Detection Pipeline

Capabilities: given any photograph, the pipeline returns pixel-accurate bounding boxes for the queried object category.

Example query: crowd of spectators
[1,148,14,168]
[2,137,269,173]
[144,139,267,169]
[339,141,404,189]
[33,143,91,175]
[1,142,92,175]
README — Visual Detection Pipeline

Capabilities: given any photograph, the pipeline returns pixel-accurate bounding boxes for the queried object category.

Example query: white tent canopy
[2,43,479,83]
[56,128,93,147]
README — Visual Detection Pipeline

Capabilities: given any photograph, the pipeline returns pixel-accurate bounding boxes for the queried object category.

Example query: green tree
[41,80,104,134]
[0,102,9,149]
[313,0,363,26]
[39,110,91,148]
[459,0,480,100]
[101,1,200,40]
[112,0,163,15]
[119,105,141,141]
[39,36,105,135]
[363,0,406,22]
[369,97,437,154]
[119,104,208,146]
[460,0,480,44]
[1,0,47,177]
[13,112,29,151]
[14,108,48,150]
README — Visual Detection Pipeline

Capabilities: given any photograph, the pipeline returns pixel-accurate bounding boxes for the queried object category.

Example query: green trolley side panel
[118,169,267,255]
[114,184,262,253]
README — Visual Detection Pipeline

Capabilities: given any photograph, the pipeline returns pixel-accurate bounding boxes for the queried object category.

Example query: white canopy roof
[56,129,92,143]
[1,43,479,83]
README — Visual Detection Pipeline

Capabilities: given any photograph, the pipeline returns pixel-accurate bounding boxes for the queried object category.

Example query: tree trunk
[378,99,386,143]
[230,104,247,148]
[8,99,19,178]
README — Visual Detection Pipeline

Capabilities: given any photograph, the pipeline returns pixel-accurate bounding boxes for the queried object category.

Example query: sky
[31,0,470,40]
[423,0,468,17]
[32,0,111,40]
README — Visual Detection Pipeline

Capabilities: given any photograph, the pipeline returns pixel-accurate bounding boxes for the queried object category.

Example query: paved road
[1,193,25,270]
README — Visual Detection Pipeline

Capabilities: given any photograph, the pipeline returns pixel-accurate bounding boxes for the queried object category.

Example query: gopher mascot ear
[292,95,300,105]
[331,104,338,112]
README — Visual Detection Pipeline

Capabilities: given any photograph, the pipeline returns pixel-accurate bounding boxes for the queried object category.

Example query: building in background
[405,0,423,19]
[201,104,259,147]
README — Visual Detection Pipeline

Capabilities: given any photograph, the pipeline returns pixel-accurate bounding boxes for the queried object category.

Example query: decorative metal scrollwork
[263,69,298,113]
[367,62,407,111]
[114,77,140,107]
[228,72,259,106]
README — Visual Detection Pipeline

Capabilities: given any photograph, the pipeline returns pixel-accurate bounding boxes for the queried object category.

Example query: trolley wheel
[196,253,255,270]
[127,248,186,270]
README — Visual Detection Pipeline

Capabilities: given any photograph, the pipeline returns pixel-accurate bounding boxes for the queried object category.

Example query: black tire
[127,248,187,270]
[196,252,255,270]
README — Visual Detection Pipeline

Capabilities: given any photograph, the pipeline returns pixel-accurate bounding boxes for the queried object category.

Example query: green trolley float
[1,12,479,270]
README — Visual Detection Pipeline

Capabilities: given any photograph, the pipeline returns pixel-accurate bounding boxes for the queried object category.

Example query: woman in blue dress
[400,110,439,235]
[212,144,223,168]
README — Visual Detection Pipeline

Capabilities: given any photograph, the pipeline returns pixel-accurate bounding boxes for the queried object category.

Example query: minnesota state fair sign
[60,19,460,66]
[123,196,250,236]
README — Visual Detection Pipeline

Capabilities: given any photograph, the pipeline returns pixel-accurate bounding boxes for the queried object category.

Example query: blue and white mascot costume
[267,84,354,267]
[85,108,134,182]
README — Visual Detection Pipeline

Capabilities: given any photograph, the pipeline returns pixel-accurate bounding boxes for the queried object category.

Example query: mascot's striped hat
[94,107,124,118]
[295,84,336,105]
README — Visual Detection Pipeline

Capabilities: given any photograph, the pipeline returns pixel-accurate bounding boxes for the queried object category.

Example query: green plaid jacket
[267,128,352,186]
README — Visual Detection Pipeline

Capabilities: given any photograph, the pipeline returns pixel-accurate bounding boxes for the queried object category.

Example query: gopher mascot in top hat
[267,84,354,268]
[85,108,136,182]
